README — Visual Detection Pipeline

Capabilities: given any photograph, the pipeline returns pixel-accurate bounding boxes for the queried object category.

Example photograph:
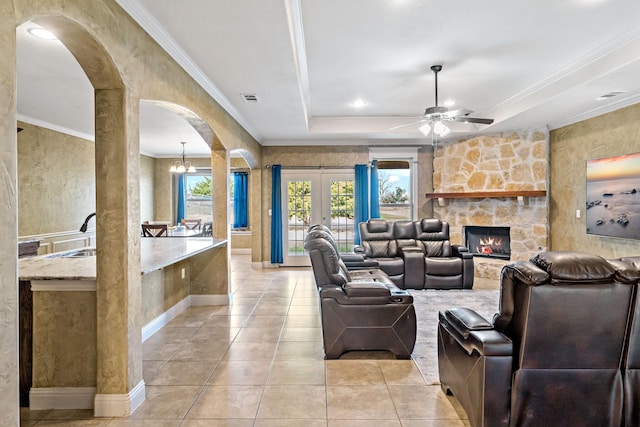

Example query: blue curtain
[233,172,248,228]
[270,165,283,264]
[354,164,369,245]
[370,160,381,218]
[176,174,186,225]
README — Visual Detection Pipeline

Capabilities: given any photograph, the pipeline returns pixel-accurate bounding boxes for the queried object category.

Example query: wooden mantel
[425,190,547,206]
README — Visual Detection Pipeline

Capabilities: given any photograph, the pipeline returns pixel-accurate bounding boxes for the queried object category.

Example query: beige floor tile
[279,327,323,342]
[287,305,320,316]
[129,385,201,419]
[251,304,290,316]
[203,314,248,328]
[257,385,327,419]
[254,419,327,427]
[283,315,322,328]
[243,315,287,328]
[185,385,263,419]
[207,360,272,385]
[399,420,467,427]
[147,360,216,385]
[235,326,283,342]
[181,420,254,427]
[388,385,461,420]
[273,341,326,361]
[142,360,166,383]
[327,385,398,420]
[141,341,183,361]
[169,339,228,361]
[289,297,319,306]
[378,360,427,385]
[106,420,181,426]
[223,341,278,361]
[267,360,325,385]
[34,420,112,426]
[328,420,400,427]
[326,360,386,385]
[42,409,96,419]
[189,326,240,342]
[20,408,52,421]
[145,327,199,345]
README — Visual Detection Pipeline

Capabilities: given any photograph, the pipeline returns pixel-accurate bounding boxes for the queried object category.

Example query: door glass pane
[329,179,355,253]
[287,179,311,255]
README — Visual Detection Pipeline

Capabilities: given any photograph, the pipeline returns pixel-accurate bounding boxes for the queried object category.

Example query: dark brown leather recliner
[438,251,640,427]
[357,218,473,289]
[304,229,416,359]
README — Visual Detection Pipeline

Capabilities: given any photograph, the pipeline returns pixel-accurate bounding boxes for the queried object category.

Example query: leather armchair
[438,251,640,427]
[304,231,416,359]
[414,218,474,289]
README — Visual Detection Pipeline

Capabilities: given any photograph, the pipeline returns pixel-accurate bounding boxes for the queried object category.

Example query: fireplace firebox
[464,226,511,260]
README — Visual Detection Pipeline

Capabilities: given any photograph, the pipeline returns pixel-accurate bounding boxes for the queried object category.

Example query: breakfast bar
[18,237,228,409]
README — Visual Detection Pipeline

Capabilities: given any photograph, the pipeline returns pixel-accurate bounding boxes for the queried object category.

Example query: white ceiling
[16,0,640,157]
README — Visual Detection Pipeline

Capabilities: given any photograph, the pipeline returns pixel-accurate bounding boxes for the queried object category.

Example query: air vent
[595,91,627,101]
[241,94,259,103]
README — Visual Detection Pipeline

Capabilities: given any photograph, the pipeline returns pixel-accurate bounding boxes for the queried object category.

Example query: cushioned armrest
[439,308,512,357]
[452,244,469,253]
[353,245,365,254]
[343,281,391,297]
[341,253,365,263]
[444,307,492,338]
[452,245,473,259]
[345,260,380,270]
[399,246,424,254]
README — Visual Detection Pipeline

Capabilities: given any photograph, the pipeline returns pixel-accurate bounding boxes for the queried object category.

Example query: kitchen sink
[46,248,97,258]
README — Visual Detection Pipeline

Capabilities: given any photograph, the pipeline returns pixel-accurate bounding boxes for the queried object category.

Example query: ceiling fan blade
[443,108,472,118]
[388,119,425,131]
[451,117,494,125]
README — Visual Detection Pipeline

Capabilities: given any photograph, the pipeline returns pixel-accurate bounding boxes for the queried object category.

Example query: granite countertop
[19,237,227,281]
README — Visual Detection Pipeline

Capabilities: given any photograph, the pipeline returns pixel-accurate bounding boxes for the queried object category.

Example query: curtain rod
[264,165,356,170]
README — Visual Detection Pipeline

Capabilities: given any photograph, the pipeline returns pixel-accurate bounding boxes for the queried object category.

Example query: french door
[281,169,355,266]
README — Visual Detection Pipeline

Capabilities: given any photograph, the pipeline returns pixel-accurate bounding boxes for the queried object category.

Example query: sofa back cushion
[394,220,417,250]
[414,218,452,257]
[359,219,398,257]
[305,237,349,286]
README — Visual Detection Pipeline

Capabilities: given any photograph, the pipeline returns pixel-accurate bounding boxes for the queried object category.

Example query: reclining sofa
[437,251,640,427]
[304,227,417,359]
[356,218,474,289]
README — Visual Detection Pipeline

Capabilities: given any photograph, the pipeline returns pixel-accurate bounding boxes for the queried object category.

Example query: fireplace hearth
[464,226,511,260]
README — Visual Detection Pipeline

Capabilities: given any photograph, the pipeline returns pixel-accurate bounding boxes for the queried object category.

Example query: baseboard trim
[94,380,145,417]
[30,387,96,410]
[141,296,191,342]
[190,294,230,306]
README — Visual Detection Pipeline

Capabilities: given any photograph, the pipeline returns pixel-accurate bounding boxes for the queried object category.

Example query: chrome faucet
[79,212,96,233]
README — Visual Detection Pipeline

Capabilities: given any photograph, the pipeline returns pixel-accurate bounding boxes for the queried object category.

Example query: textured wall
[433,130,549,278]
[139,154,155,223]
[141,261,190,324]
[18,122,95,235]
[550,103,640,256]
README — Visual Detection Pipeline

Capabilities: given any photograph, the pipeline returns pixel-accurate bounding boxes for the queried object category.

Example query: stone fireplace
[431,130,549,279]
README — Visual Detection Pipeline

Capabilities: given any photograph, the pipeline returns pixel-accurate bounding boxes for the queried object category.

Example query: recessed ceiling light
[351,99,367,108]
[28,27,58,40]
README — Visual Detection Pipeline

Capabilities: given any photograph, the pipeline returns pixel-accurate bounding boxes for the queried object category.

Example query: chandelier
[169,141,196,173]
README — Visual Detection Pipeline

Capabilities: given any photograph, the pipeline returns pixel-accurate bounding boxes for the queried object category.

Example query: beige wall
[140,154,155,223]
[550,103,640,256]
[18,122,95,236]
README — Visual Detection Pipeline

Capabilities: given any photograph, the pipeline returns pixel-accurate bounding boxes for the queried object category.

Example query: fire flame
[476,236,503,254]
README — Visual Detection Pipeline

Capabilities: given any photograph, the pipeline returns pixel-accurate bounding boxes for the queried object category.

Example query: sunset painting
[586,152,640,240]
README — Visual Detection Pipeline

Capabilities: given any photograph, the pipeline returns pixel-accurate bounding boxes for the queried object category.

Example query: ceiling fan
[391,65,494,137]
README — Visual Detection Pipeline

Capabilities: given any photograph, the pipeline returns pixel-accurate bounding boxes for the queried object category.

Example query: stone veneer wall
[432,129,549,279]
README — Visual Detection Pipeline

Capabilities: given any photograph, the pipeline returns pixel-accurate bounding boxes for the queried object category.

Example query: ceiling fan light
[433,120,448,135]
[440,125,451,137]
[418,123,432,136]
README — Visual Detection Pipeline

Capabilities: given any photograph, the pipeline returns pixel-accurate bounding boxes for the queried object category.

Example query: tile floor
[21,254,479,426]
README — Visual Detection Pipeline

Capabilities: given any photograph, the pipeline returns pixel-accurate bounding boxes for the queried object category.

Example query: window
[370,147,417,221]
[184,171,212,223]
